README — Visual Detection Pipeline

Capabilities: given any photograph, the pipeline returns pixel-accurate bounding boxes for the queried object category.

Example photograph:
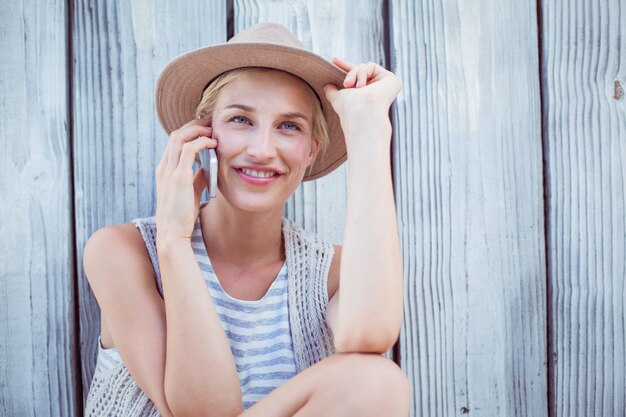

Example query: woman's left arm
[324,58,403,354]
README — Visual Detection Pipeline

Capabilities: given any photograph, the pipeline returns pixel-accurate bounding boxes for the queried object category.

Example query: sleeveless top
[85,216,336,416]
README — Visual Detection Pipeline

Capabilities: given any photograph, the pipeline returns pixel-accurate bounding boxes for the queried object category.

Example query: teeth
[242,168,276,178]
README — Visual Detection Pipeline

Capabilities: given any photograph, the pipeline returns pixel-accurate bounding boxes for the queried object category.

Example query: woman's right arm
[84,223,174,416]
[84,223,243,417]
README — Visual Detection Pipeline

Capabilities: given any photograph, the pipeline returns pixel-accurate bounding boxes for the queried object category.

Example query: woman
[84,23,409,416]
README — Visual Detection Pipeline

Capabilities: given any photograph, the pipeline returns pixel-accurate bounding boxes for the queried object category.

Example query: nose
[246,125,277,161]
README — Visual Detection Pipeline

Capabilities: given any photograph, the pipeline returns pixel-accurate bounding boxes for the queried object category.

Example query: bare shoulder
[86,222,145,252]
[83,222,155,295]
[327,245,342,300]
[83,222,160,349]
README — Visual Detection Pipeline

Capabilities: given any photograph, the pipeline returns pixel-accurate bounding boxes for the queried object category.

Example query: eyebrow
[224,104,310,123]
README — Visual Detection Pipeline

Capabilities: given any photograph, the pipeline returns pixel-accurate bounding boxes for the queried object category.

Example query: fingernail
[197,113,206,119]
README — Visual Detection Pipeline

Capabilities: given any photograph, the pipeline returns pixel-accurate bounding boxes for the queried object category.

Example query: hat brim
[155,43,347,181]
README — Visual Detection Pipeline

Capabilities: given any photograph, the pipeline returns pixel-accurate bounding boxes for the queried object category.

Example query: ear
[307,139,320,167]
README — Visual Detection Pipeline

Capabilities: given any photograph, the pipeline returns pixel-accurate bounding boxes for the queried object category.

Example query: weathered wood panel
[540,0,626,415]
[389,1,548,416]
[73,0,227,403]
[234,0,386,245]
[0,1,79,416]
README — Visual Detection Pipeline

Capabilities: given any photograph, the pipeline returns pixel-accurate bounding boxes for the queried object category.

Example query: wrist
[342,119,392,145]
[339,105,392,134]
[156,236,192,255]
[343,124,393,159]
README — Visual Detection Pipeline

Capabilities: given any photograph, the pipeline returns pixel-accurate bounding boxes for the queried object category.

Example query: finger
[355,66,368,88]
[193,114,213,162]
[160,117,211,170]
[166,125,213,171]
[171,121,213,141]
[331,57,356,72]
[323,84,339,102]
[176,136,218,175]
[195,112,212,122]
[174,115,212,134]
[343,64,363,88]
[356,62,378,88]
[345,62,376,88]
[163,116,212,168]
[193,167,207,197]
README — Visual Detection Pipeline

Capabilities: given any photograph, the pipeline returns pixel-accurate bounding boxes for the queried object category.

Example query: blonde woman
[84,23,409,416]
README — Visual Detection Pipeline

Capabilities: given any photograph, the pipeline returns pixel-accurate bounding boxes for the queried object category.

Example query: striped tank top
[94,218,297,410]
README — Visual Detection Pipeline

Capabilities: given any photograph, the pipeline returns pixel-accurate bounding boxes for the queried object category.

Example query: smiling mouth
[239,168,278,179]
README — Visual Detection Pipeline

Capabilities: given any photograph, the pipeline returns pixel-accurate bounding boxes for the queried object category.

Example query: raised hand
[323,57,401,139]
[154,116,217,245]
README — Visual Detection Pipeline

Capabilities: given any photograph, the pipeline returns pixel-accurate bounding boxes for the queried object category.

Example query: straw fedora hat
[155,22,347,181]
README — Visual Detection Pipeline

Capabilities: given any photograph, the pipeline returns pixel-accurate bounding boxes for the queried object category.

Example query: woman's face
[210,70,319,214]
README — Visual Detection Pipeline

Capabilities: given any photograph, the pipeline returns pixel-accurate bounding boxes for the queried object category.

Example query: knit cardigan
[84,216,336,416]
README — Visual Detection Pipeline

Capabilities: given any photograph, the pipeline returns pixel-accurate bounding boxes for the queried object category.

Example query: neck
[199,195,285,266]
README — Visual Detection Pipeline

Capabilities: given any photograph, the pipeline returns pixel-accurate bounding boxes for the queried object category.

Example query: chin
[219,189,290,215]
[216,171,305,214]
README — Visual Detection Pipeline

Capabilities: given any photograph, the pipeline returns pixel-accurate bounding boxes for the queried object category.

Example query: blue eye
[232,116,249,124]
[282,121,300,130]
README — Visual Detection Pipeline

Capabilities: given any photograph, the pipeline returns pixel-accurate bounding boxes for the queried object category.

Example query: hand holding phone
[198,148,218,207]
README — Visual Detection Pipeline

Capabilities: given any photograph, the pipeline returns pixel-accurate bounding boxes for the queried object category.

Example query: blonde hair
[195,67,329,162]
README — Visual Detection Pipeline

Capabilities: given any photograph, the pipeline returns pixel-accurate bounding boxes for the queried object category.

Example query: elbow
[332,304,403,354]
[333,320,401,354]
[165,396,243,417]
[164,382,243,417]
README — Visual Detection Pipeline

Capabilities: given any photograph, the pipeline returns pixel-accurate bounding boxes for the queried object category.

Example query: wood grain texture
[389,1,548,416]
[0,1,79,416]
[234,0,386,245]
[73,0,227,403]
[540,0,626,415]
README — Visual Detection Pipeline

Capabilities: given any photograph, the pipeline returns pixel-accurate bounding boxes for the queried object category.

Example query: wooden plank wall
[389,1,548,416]
[0,1,80,416]
[541,0,626,416]
[72,0,227,404]
[1,0,624,416]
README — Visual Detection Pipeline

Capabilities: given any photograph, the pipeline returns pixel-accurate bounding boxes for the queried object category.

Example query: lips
[235,166,282,185]
[240,168,276,178]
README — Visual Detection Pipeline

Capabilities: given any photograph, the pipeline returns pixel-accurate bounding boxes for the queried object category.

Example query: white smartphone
[198,148,218,206]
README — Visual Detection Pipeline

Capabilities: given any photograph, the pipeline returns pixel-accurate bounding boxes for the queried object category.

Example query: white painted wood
[0,1,78,416]
[73,0,227,402]
[541,0,626,415]
[389,1,548,416]
[2,0,620,413]
[234,0,386,245]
